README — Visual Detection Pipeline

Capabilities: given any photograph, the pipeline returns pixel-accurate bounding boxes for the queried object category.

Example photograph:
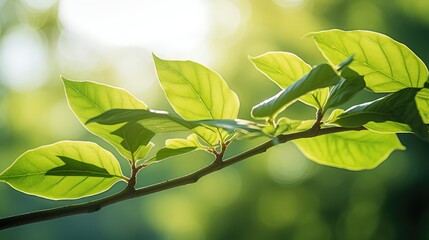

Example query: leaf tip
[152,53,162,63]
[61,75,73,84]
[397,142,406,151]
[336,55,354,71]
[85,117,96,125]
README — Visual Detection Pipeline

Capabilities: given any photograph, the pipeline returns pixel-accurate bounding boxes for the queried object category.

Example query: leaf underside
[335,88,429,140]
[252,64,341,119]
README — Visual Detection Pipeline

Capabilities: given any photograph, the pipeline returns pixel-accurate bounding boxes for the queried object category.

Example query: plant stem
[0,125,365,230]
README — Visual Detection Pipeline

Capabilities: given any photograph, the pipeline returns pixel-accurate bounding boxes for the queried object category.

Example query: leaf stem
[0,125,365,230]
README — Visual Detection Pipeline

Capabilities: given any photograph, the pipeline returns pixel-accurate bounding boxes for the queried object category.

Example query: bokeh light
[0,24,49,91]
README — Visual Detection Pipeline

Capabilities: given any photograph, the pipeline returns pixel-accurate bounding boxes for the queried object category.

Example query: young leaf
[325,69,366,109]
[153,54,240,145]
[309,29,429,92]
[293,131,405,170]
[272,118,315,136]
[249,51,328,109]
[335,88,428,140]
[155,134,203,161]
[62,78,153,160]
[166,134,203,149]
[155,147,198,161]
[0,141,125,200]
[251,64,341,119]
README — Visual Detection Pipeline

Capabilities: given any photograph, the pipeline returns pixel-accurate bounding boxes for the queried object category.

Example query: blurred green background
[1,0,429,239]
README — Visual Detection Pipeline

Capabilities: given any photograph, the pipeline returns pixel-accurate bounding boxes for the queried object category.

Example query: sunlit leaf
[153,54,240,145]
[63,78,153,160]
[335,88,428,140]
[269,118,315,136]
[364,121,412,133]
[251,64,341,119]
[416,88,429,123]
[135,143,155,164]
[155,134,203,161]
[309,29,428,92]
[249,51,329,109]
[324,109,345,124]
[156,147,198,161]
[0,141,125,200]
[250,52,312,87]
[293,131,405,170]
[166,134,203,149]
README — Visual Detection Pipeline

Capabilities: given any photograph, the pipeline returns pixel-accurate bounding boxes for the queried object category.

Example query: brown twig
[0,125,365,230]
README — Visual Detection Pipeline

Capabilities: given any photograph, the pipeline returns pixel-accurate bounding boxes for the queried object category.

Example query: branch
[0,125,365,230]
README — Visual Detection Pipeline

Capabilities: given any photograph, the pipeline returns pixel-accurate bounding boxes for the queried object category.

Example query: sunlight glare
[58,0,210,54]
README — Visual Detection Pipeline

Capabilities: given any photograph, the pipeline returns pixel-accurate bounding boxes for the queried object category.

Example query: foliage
[1,29,428,229]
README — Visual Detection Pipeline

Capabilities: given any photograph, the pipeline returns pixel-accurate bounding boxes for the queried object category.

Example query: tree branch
[0,126,365,230]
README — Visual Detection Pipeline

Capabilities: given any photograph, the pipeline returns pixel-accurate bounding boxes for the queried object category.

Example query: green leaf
[324,109,345,124]
[293,131,405,170]
[0,141,125,200]
[155,147,198,161]
[111,122,155,159]
[135,143,155,165]
[336,55,355,71]
[165,134,203,149]
[299,88,329,109]
[364,121,412,134]
[87,109,194,133]
[155,134,203,161]
[272,118,315,136]
[63,77,153,160]
[88,109,262,134]
[309,29,428,92]
[325,69,366,109]
[335,88,428,140]
[416,88,429,123]
[197,119,263,134]
[249,51,328,109]
[250,52,312,88]
[251,64,341,119]
[153,54,240,145]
